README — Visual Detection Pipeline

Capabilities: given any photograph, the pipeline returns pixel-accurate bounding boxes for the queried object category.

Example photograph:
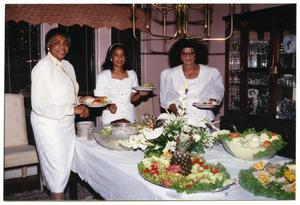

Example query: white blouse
[160,68,172,110]
[31,53,78,121]
[94,69,138,124]
[165,64,224,122]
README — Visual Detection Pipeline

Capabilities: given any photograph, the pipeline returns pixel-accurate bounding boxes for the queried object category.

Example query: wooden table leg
[68,171,78,199]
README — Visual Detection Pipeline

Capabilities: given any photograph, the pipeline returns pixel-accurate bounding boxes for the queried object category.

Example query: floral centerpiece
[120,82,229,175]
[121,82,227,157]
[143,82,226,159]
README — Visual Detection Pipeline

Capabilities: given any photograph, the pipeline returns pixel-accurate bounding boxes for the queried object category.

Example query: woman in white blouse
[163,39,224,122]
[31,28,89,200]
[94,43,149,125]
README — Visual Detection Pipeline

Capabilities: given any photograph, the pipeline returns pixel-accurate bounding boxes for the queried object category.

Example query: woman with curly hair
[161,38,224,122]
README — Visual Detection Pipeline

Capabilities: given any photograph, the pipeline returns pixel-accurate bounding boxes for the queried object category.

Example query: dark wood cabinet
[221,5,296,159]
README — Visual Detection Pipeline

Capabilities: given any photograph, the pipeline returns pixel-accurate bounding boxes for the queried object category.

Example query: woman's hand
[74,104,89,118]
[107,103,117,114]
[131,91,150,103]
[111,118,130,124]
[169,103,178,115]
[139,91,149,97]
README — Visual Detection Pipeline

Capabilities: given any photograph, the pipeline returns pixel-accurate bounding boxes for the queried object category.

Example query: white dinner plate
[85,101,109,108]
[82,97,109,108]
[132,86,155,91]
[193,102,220,109]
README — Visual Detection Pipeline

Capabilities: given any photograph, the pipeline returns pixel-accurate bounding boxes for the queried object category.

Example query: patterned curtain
[5,4,147,31]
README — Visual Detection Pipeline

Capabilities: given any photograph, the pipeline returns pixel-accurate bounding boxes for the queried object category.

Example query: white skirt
[31,112,75,193]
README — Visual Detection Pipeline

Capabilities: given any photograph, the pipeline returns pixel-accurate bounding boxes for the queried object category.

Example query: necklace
[48,53,77,105]
[183,65,200,79]
[111,69,128,80]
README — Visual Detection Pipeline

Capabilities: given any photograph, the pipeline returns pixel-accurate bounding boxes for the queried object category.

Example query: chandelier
[132,4,234,41]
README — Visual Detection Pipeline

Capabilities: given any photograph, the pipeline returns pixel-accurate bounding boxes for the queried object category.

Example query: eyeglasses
[181,50,195,56]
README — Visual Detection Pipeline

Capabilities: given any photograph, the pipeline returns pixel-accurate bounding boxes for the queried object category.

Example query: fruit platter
[138,154,234,193]
[239,161,295,200]
[220,128,286,160]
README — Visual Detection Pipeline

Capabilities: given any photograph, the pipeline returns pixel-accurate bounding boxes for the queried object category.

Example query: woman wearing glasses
[162,39,224,122]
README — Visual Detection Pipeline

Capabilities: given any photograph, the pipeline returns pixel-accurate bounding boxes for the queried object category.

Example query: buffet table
[71,137,292,200]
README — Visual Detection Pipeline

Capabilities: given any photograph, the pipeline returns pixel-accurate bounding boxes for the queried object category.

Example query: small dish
[132,86,155,91]
[82,96,109,108]
[193,102,220,109]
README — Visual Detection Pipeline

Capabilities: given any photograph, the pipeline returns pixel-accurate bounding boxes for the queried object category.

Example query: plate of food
[239,161,295,200]
[138,154,235,193]
[132,82,155,91]
[193,99,220,109]
[92,123,139,151]
[220,128,286,161]
[82,96,109,108]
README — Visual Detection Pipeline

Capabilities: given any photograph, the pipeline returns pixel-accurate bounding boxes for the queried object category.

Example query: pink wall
[141,4,282,120]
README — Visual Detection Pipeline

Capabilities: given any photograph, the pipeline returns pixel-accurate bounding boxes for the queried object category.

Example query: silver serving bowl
[222,140,277,161]
[92,124,138,151]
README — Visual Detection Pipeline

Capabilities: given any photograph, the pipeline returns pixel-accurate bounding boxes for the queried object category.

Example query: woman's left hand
[74,104,89,118]
[138,91,149,97]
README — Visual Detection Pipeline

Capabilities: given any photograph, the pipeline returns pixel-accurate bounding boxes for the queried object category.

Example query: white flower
[183,124,192,132]
[143,127,164,140]
[118,133,153,151]
[163,141,177,153]
[186,118,207,128]
[193,134,201,142]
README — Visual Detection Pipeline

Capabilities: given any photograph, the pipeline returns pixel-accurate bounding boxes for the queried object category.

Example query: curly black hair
[102,43,132,70]
[45,28,70,53]
[168,38,208,68]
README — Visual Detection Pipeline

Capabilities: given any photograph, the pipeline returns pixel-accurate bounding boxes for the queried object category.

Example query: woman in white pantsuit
[31,28,89,200]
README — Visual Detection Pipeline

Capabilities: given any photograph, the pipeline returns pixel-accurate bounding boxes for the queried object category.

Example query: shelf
[246,67,270,73]
[229,83,240,86]
[277,68,296,75]
[247,84,269,87]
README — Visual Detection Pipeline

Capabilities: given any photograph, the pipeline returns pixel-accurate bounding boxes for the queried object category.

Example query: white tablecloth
[71,137,292,200]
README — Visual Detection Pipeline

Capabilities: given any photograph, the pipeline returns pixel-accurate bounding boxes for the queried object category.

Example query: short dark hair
[102,43,132,70]
[45,28,70,53]
[168,38,208,68]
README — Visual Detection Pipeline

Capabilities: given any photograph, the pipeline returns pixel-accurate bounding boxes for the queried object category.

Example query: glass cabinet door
[275,30,296,120]
[246,31,271,115]
[227,30,241,112]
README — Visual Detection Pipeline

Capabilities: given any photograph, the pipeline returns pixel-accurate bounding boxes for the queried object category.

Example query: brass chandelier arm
[190,4,234,41]
[132,4,177,41]
[132,4,234,41]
